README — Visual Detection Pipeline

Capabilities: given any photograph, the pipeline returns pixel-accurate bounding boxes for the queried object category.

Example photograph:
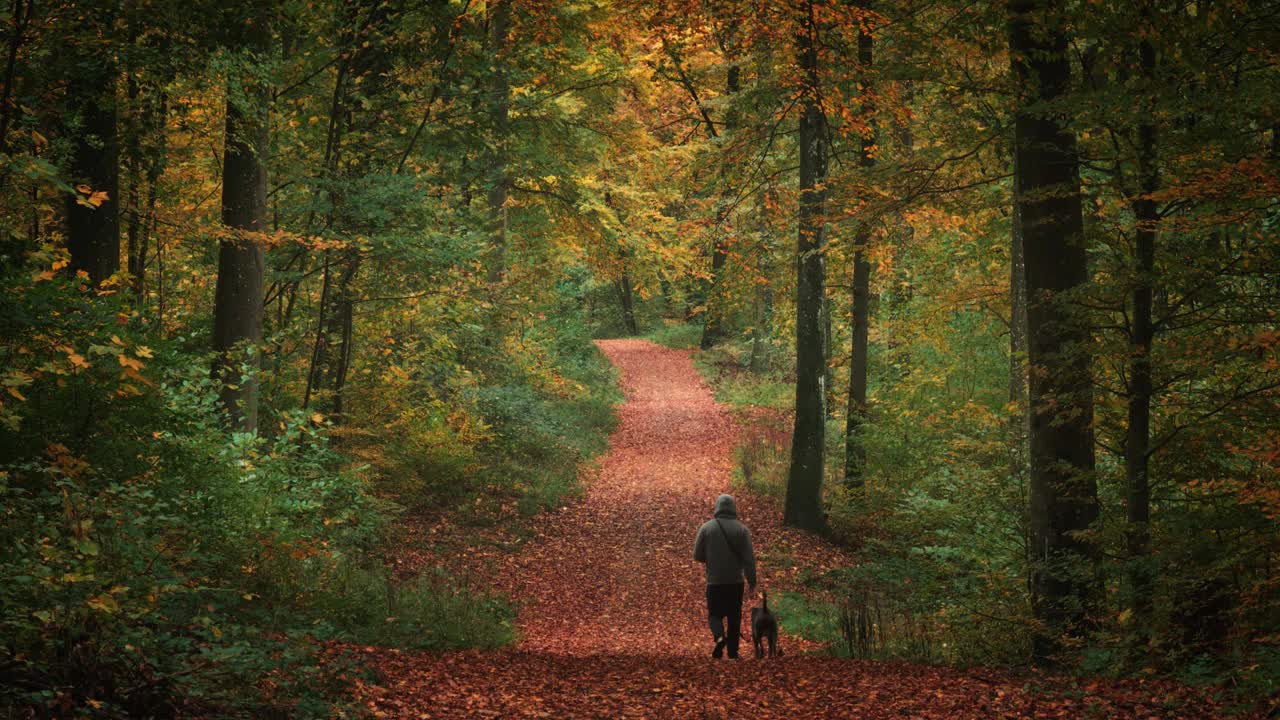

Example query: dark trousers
[706,582,744,658]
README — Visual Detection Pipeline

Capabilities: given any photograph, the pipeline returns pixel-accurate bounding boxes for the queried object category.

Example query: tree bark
[617,272,639,336]
[1125,20,1159,646]
[1008,0,1100,665]
[844,20,875,491]
[1009,157,1030,484]
[64,7,120,285]
[749,191,774,374]
[212,6,271,432]
[701,62,742,350]
[785,0,827,532]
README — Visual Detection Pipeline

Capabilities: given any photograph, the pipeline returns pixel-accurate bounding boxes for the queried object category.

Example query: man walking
[694,494,757,659]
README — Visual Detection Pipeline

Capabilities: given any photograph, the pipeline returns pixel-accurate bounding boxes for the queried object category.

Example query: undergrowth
[0,273,618,718]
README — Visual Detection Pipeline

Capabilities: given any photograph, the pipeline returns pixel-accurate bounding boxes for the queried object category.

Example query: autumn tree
[784,0,828,532]
[63,4,120,284]
[1007,0,1099,663]
[842,11,875,492]
[212,2,272,431]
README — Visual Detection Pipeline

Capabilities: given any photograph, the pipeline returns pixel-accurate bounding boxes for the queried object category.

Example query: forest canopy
[0,0,1277,716]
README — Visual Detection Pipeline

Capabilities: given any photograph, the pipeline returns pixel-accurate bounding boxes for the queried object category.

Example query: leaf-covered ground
[350,339,1253,719]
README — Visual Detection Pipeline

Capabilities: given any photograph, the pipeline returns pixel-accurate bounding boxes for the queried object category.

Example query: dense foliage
[0,0,1276,715]
[0,0,621,716]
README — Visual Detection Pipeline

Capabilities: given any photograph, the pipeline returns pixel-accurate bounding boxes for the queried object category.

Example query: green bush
[644,320,703,350]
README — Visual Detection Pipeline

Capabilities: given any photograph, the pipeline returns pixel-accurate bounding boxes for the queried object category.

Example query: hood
[713,494,738,519]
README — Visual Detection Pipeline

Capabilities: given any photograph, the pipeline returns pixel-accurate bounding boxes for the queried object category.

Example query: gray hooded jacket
[694,495,757,586]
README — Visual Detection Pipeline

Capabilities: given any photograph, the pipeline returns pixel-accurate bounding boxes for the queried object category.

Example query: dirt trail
[352,340,1247,719]
[494,338,740,654]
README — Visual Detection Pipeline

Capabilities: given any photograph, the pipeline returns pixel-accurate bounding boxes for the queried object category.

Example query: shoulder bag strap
[714,517,745,566]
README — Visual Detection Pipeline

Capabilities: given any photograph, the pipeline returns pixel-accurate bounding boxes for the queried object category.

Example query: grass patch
[713,373,793,409]
[773,592,845,656]
[644,319,703,350]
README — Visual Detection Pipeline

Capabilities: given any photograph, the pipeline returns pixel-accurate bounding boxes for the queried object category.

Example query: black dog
[751,591,782,659]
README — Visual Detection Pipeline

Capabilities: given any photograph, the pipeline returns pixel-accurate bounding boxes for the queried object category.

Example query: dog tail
[763,590,769,612]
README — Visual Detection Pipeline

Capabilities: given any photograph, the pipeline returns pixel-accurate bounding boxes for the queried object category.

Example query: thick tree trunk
[212,7,270,432]
[1125,26,1159,646]
[785,0,827,532]
[486,0,511,282]
[844,21,875,491]
[64,11,120,285]
[1008,0,1099,665]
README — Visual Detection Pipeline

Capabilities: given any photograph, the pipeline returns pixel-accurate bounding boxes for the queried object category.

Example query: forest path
[491,337,825,656]
[351,339,1243,719]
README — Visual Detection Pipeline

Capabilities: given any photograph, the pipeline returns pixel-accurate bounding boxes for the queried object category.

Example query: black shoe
[712,636,726,659]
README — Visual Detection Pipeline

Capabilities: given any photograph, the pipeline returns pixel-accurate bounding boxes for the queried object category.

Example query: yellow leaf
[7,387,26,401]
[86,594,119,613]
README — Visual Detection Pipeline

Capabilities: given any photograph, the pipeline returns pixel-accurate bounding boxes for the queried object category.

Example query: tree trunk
[1009,158,1030,484]
[64,9,120,285]
[1008,0,1099,665]
[749,192,774,374]
[302,0,393,417]
[822,294,835,415]
[212,6,270,432]
[844,20,875,491]
[785,0,827,532]
[617,272,639,336]
[486,0,511,282]
[1125,23,1159,647]
[701,62,742,350]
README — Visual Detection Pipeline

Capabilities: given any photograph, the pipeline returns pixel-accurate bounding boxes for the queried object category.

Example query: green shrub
[644,320,703,350]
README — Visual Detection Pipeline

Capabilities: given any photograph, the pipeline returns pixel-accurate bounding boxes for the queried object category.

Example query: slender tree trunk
[124,71,145,298]
[302,0,393,417]
[701,62,742,350]
[1009,159,1030,482]
[64,8,120,285]
[785,0,827,532]
[0,0,33,198]
[486,0,511,282]
[1125,22,1159,647]
[750,191,774,374]
[1008,0,1099,665]
[822,295,834,415]
[303,255,333,410]
[844,20,875,491]
[617,272,639,336]
[750,280,774,373]
[212,6,271,432]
